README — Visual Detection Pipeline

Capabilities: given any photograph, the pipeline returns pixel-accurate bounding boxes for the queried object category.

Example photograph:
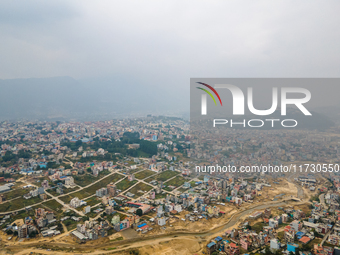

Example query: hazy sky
[1,0,340,83]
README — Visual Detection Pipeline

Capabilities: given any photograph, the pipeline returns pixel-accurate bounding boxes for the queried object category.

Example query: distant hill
[0,76,189,121]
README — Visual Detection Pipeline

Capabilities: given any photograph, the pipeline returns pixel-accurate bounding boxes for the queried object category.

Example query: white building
[83,205,91,214]
[269,219,279,228]
[65,176,75,188]
[174,204,182,213]
[270,238,281,250]
[157,217,166,226]
[70,197,81,208]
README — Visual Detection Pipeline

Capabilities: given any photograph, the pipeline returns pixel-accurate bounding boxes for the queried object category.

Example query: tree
[75,140,83,147]
[136,208,143,216]
[265,246,273,255]
[57,223,63,232]
[82,216,89,222]
[29,230,38,238]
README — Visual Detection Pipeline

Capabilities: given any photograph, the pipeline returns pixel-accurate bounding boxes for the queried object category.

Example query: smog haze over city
[1,1,340,255]
[1,1,340,120]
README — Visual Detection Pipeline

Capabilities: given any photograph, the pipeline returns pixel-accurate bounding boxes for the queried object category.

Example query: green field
[164,176,186,188]
[190,181,198,187]
[83,173,124,194]
[154,192,169,199]
[134,170,155,180]
[116,179,138,191]
[126,182,153,197]
[85,196,100,206]
[42,199,63,213]
[177,187,189,193]
[74,170,112,187]
[145,170,178,183]
[0,196,44,212]
[73,174,95,186]
[97,170,111,178]
[251,222,265,233]
[47,186,79,197]
[2,188,28,200]
[64,218,82,231]
[77,196,101,213]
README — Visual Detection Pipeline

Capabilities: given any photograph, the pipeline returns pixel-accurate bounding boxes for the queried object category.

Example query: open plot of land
[5,208,37,223]
[190,181,199,187]
[177,187,189,193]
[251,221,265,233]
[47,186,79,197]
[59,190,91,203]
[85,196,100,207]
[83,173,124,194]
[77,196,101,213]
[155,192,171,200]
[63,218,84,231]
[0,196,44,212]
[145,170,179,183]
[42,199,63,213]
[164,176,186,188]
[2,188,28,200]
[116,179,138,191]
[97,170,111,178]
[134,170,155,180]
[73,174,95,186]
[126,182,153,197]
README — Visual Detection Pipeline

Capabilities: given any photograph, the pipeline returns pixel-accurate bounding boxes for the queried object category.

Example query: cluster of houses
[72,220,109,240]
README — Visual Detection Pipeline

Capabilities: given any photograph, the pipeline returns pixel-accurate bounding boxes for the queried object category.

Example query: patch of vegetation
[135,170,155,180]
[2,188,28,200]
[154,192,169,200]
[42,199,63,213]
[83,173,124,194]
[145,170,178,183]
[74,174,95,186]
[47,186,79,196]
[116,179,138,191]
[126,182,152,197]
[164,176,186,188]
[0,196,44,212]
[251,222,265,233]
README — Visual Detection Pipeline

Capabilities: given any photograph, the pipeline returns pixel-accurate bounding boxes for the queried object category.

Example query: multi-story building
[70,197,81,208]
[96,187,108,197]
[18,224,28,238]
[107,183,116,197]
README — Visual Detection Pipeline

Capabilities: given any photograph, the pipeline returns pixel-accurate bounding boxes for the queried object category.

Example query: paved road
[319,193,328,209]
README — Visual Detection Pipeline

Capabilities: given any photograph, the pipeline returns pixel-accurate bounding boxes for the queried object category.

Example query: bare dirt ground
[144,206,236,237]
[253,178,298,203]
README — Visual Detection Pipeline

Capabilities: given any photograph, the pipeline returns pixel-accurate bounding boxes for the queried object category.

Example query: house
[270,239,280,250]
[158,217,166,226]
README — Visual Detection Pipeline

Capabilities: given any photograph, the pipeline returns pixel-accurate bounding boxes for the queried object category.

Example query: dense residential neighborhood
[0,117,340,254]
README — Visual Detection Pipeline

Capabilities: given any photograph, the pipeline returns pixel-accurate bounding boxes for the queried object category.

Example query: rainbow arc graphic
[196,82,223,106]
